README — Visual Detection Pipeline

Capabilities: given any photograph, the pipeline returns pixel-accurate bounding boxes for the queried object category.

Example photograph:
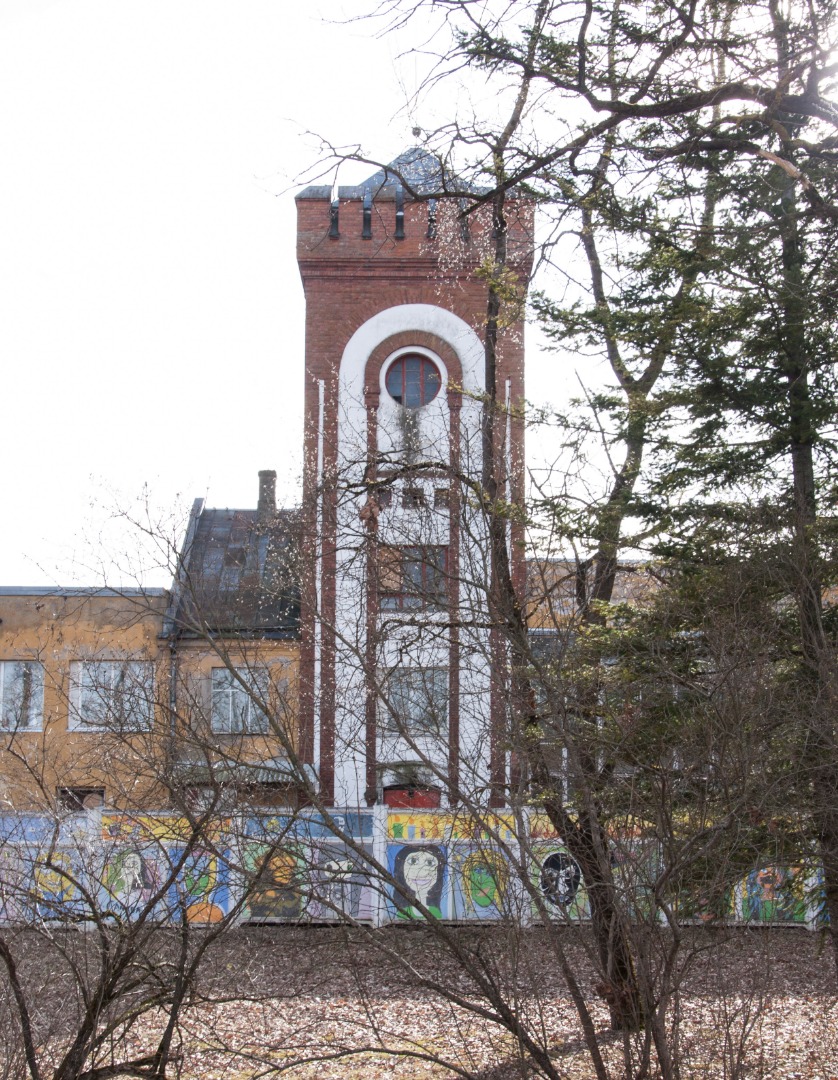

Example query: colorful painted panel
[241,841,307,921]
[387,843,448,920]
[673,886,734,924]
[387,811,517,844]
[97,844,167,919]
[244,811,374,842]
[32,846,90,920]
[529,843,589,921]
[304,842,377,922]
[169,844,231,924]
[734,866,810,924]
[451,843,517,920]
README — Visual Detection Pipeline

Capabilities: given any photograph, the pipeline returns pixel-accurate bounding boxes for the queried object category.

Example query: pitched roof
[167,502,300,639]
[297,146,480,201]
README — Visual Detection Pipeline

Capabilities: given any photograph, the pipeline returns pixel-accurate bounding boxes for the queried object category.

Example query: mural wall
[0,809,826,929]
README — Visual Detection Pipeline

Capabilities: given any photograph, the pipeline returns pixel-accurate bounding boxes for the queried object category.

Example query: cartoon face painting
[462,851,508,912]
[392,844,445,919]
[249,849,302,920]
[540,852,581,908]
[743,866,806,923]
[318,855,360,917]
[403,850,439,906]
[103,848,157,908]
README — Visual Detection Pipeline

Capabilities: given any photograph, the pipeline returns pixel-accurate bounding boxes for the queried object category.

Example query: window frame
[379,545,448,611]
[57,787,105,812]
[0,660,44,732]
[384,354,442,408]
[380,667,449,737]
[210,666,272,735]
[69,660,155,733]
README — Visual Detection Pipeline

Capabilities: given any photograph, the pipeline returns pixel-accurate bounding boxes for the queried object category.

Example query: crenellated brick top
[296,196,534,280]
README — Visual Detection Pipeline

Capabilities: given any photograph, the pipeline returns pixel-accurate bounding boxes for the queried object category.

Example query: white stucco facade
[329,303,495,806]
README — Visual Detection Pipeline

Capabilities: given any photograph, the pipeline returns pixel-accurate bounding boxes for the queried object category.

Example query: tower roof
[297,146,480,201]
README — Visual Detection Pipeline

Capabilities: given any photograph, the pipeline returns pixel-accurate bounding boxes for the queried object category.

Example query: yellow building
[0,472,302,814]
[0,586,169,811]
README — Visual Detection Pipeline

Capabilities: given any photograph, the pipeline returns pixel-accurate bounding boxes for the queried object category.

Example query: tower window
[380,668,449,735]
[385,355,441,408]
[379,546,448,610]
[402,486,425,510]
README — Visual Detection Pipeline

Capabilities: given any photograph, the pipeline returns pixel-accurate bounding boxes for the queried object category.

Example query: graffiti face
[392,844,446,918]
[250,849,302,919]
[403,850,440,907]
[742,865,807,923]
[318,856,359,916]
[755,868,783,898]
[461,850,508,913]
[540,852,581,907]
[104,848,155,905]
[469,863,497,908]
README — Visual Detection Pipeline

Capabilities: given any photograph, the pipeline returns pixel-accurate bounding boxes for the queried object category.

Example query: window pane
[211,667,271,734]
[385,362,404,404]
[230,685,249,733]
[380,547,447,611]
[403,358,423,407]
[385,356,441,408]
[424,364,441,401]
[76,662,153,730]
[0,661,44,730]
[383,668,448,735]
[80,662,112,726]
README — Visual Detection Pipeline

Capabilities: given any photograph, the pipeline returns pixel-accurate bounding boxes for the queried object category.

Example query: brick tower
[296,149,532,808]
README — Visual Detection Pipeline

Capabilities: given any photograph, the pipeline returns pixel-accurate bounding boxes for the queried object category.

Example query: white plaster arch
[339,303,485,400]
[337,304,485,471]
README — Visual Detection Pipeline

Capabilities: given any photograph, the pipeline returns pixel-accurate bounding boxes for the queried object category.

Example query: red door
[383,786,441,809]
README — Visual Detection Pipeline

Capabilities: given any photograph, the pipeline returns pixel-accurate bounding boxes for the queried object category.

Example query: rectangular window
[0,661,44,731]
[381,668,448,736]
[402,486,425,509]
[379,546,447,610]
[0,660,44,730]
[210,667,271,734]
[57,787,104,812]
[70,661,154,732]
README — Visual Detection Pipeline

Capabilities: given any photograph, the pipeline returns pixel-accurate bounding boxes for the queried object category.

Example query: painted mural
[306,842,377,921]
[173,844,230,923]
[451,845,512,920]
[388,811,517,844]
[388,843,448,920]
[734,866,811,924]
[674,887,734,924]
[531,843,589,921]
[0,809,829,929]
[101,847,162,913]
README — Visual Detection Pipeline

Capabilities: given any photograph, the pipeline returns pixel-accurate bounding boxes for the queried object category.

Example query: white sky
[0,0,576,587]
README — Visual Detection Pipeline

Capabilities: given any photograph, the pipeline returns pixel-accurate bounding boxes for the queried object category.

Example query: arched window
[385,355,441,408]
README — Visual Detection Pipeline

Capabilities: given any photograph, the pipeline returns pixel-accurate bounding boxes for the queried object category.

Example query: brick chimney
[257,470,277,515]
